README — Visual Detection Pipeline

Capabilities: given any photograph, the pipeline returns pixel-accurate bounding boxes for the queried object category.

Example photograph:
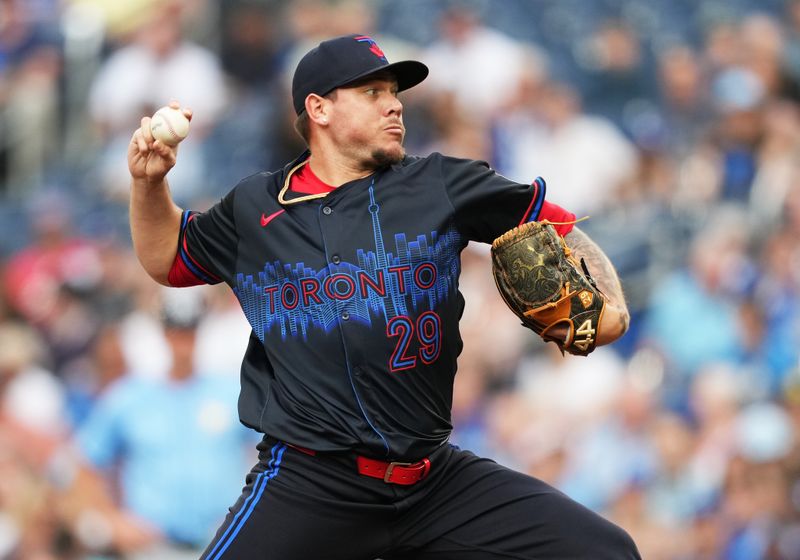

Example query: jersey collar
[278,151,379,206]
[278,152,327,205]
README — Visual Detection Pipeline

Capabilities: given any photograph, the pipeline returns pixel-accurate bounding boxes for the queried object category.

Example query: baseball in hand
[149,106,190,146]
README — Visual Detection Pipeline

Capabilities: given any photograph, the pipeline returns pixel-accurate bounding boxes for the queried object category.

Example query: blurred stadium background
[1,0,799,558]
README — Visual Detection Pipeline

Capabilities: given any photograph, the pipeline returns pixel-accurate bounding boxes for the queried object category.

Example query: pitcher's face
[326,77,405,168]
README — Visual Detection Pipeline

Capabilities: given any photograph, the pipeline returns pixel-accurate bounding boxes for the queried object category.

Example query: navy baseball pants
[201,436,640,559]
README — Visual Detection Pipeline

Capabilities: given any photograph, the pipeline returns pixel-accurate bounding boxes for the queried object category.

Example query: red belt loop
[356,456,432,485]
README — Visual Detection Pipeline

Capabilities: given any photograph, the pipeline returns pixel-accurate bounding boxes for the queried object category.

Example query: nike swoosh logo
[260,209,285,227]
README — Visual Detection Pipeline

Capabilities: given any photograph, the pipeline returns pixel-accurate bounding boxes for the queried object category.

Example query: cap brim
[341,60,429,93]
[388,60,430,92]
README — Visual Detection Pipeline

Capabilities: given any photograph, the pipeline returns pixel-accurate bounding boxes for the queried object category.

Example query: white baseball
[149,106,190,146]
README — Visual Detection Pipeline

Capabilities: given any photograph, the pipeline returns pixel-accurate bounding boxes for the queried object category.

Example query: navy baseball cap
[292,34,429,115]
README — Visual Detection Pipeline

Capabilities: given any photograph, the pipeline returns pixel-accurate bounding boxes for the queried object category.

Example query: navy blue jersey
[179,151,547,459]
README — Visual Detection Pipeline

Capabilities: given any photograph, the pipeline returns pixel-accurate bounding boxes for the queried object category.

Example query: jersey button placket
[320,204,347,321]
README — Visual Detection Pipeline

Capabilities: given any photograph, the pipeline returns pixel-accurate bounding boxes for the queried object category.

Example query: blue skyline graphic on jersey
[234,185,463,341]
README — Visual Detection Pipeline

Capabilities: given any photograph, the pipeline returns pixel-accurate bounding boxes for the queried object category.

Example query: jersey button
[341,311,350,321]
[331,255,341,264]
[322,206,332,215]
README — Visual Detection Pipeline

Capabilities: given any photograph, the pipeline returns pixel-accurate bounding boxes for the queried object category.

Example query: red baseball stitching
[157,110,183,143]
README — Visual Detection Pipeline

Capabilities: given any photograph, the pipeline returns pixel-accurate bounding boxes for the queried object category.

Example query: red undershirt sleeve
[536,200,577,237]
[168,211,222,287]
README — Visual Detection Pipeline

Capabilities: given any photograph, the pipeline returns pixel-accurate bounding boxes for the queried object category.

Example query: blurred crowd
[1,0,799,558]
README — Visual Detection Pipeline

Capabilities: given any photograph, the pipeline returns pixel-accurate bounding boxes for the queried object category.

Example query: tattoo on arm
[564,226,630,332]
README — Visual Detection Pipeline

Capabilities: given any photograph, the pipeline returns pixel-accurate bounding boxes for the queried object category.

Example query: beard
[367,145,405,168]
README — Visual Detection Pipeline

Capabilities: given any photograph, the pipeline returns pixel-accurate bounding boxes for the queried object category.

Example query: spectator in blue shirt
[74,289,255,557]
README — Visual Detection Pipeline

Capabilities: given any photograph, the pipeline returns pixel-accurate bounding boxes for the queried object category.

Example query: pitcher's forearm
[129,177,183,285]
[564,227,630,344]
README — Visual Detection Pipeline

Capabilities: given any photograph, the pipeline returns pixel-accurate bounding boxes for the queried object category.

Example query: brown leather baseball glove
[490,221,606,356]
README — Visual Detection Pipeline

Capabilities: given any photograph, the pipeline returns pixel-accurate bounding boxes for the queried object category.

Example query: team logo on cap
[354,35,387,61]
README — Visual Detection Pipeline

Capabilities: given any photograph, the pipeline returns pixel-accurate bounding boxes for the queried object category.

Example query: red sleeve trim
[167,211,222,286]
[180,214,222,283]
[518,176,546,226]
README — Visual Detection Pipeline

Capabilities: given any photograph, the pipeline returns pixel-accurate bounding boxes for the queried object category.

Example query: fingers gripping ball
[491,221,606,356]
[149,106,189,146]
